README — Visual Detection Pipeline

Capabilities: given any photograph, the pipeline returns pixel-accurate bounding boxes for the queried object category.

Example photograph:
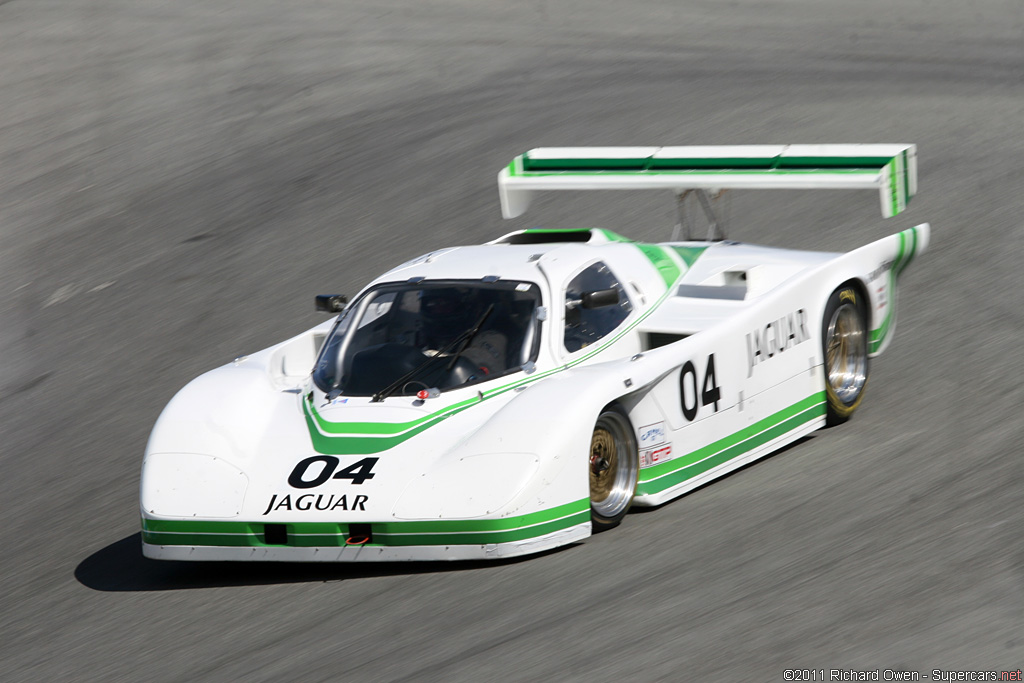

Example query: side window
[564,261,633,353]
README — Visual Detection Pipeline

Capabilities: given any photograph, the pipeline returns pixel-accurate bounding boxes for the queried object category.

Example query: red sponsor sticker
[640,444,673,468]
[650,445,671,463]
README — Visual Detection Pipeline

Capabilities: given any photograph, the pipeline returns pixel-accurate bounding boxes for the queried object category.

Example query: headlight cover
[141,453,248,518]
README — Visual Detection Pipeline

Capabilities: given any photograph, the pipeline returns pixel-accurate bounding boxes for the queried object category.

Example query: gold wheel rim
[588,410,638,521]
[826,303,866,403]
[589,427,618,503]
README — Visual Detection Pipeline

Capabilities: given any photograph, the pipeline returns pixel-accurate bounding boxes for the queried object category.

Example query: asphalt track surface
[2,1,1023,681]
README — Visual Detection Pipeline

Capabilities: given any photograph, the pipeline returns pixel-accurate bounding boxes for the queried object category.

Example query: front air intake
[263,524,288,545]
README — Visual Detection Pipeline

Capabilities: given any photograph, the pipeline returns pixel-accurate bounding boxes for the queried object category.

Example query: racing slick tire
[589,405,639,531]
[822,283,870,426]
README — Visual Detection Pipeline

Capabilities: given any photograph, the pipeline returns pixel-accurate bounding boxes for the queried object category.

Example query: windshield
[313,280,543,397]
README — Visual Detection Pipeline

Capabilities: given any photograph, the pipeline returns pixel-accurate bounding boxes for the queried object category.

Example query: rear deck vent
[499,230,593,245]
[263,524,288,545]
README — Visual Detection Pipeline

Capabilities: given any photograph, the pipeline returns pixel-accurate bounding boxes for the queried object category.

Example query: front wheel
[822,285,870,425]
[589,406,638,531]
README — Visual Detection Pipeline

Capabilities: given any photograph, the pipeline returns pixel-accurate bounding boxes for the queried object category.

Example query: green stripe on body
[374,512,591,546]
[669,246,708,268]
[895,224,918,276]
[303,405,464,455]
[889,159,899,217]
[142,499,589,549]
[594,228,634,243]
[634,243,681,288]
[637,393,826,496]
[869,226,918,353]
[307,397,477,436]
[902,149,911,204]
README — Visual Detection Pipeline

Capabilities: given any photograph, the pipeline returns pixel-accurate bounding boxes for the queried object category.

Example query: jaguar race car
[141,145,929,562]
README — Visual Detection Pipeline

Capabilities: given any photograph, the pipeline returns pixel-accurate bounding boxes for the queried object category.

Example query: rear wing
[498,144,917,219]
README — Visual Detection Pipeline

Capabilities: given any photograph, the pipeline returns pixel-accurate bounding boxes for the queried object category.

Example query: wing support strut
[672,189,727,242]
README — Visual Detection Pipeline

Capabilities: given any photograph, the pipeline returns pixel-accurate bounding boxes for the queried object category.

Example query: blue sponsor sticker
[638,422,666,448]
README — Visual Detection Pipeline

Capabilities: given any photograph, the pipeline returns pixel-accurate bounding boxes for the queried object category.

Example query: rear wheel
[589,406,638,531]
[822,285,869,425]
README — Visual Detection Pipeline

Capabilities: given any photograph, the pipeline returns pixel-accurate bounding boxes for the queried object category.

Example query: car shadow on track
[74,533,578,592]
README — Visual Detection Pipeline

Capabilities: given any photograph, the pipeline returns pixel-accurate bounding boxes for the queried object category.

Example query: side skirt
[632,409,826,508]
[141,522,591,563]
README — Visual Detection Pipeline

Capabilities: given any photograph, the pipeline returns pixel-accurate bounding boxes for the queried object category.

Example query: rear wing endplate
[498,144,917,219]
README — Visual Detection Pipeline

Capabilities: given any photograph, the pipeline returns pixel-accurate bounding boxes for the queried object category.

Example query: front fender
[396,358,675,520]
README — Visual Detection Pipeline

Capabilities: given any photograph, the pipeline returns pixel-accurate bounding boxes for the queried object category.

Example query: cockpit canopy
[313,279,543,397]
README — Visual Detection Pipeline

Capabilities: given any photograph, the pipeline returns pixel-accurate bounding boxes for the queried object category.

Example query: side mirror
[315,294,348,313]
[580,288,620,309]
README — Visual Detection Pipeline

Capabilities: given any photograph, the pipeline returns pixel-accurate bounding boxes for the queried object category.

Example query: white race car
[141,145,928,562]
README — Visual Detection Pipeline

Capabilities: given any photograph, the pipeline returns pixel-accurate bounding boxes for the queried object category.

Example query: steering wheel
[440,355,488,388]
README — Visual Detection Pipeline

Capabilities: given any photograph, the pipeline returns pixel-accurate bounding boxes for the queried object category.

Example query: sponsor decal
[288,455,378,488]
[640,444,672,468]
[745,309,809,377]
[867,259,894,282]
[262,493,368,515]
[876,284,888,311]
[638,422,667,448]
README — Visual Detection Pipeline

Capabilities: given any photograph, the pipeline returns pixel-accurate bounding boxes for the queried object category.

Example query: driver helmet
[420,287,476,343]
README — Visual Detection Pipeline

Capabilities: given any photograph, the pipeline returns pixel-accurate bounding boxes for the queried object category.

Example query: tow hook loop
[346,523,373,545]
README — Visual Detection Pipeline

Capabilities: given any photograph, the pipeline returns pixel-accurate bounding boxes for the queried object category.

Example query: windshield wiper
[446,303,493,370]
[370,304,493,403]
